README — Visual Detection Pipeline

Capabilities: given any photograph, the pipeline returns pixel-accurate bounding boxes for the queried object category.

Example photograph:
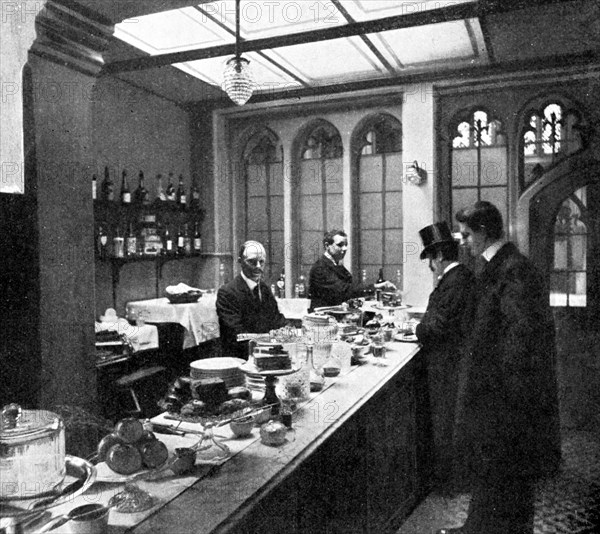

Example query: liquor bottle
[92,174,97,201]
[121,170,131,205]
[113,226,124,258]
[163,226,174,255]
[155,174,166,202]
[296,274,306,298]
[190,182,200,210]
[193,222,202,254]
[176,225,185,256]
[126,222,137,257]
[166,172,176,202]
[134,170,149,205]
[101,166,114,202]
[97,225,108,260]
[176,174,187,208]
[276,271,286,299]
[183,223,192,256]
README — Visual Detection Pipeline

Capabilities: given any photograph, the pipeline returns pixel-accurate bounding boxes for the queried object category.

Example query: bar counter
[128,341,429,534]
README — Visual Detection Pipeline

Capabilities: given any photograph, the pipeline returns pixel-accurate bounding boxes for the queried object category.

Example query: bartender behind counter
[216,240,287,360]
[308,229,395,310]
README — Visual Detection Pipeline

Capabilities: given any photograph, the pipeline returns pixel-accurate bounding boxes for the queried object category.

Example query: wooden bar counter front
[53,342,430,534]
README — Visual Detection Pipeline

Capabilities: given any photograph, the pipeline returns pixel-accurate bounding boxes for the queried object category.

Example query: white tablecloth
[95,319,159,353]
[126,295,219,350]
[276,297,311,320]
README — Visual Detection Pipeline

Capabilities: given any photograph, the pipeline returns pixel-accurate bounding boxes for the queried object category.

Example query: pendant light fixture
[223,0,255,106]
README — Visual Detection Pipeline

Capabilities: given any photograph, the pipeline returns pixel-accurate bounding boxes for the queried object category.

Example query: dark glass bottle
[163,226,174,256]
[134,170,149,205]
[97,225,108,260]
[101,166,114,202]
[376,268,385,301]
[176,175,187,208]
[176,225,185,256]
[126,222,137,257]
[121,170,131,205]
[193,222,202,254]
[183,223,192,255]
[166,172,176,202]
[92,174,97,201]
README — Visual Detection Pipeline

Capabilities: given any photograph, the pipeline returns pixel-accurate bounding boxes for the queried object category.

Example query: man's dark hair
[455,200,504,240]
[424,240,459,261]
[323,229,347,247]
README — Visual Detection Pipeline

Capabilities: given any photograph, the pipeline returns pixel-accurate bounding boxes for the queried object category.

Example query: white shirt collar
[438,261,459,281]
[482,240,505,262]
[240,270,259,291]
[324,251,339,266]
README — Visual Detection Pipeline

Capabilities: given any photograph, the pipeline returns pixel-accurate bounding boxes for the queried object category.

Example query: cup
[69,504,110,534]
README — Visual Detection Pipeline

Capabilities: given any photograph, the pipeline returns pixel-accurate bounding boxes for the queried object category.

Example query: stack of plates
[244,371,266,392]
[189,357,245,388]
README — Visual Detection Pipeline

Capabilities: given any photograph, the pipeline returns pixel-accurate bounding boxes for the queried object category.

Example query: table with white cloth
[126,294,220,350]
[42,340,432,534]
[125,296,311,350]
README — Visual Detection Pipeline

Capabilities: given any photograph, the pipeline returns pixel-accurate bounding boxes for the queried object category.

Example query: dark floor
[398,314,600,534]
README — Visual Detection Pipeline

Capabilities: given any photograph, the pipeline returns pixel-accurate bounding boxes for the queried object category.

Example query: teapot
[259,420,294,447]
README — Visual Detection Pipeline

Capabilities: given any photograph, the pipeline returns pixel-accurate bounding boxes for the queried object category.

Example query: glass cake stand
[239,363,300,416]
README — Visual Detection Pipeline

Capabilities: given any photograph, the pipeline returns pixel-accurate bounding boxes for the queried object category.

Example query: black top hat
[419,221,455,260]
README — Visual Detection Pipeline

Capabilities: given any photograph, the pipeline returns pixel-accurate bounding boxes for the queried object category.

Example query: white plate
[190,357,245,371]
[94,462,153,484]
[239,362,301,376]
[371,303,410,311]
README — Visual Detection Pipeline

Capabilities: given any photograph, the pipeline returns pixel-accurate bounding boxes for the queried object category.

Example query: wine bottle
[183,223,192,256]
[126,222,137,257]
[296,274,306,298]
[101,166,114,202]
[166,172,176,202]
[92,174,97,201]
[97,225,108,260]
[176,174,187,208]
[376,267,385,301]
[193,222,202,254]
[121,170,131,204]
[164,226,173,255]
[134,170,149,205]
[113,226,124,258]
[176,225,185,256]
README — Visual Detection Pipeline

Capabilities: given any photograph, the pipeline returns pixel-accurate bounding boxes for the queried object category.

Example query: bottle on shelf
[176,174,187,208]
[276,271,286,299]
[125,222,137,257]
[295,273,306,298]
[361,269,370,296]
[97,225,108,260]
[120,170,131,205]
[134,170,149,205]
[155,174,166,202]
[176,225,185,256]
[193,222,202,254]
[92,174,97,201]
[183,223,192,256]
[190,182,201,210]
[166,172,176,202]
[113,226,124,258]
[163,226,174,256]
[101,166,114,202]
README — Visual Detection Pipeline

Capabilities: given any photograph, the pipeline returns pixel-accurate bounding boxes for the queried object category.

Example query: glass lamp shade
[223,56,255,106]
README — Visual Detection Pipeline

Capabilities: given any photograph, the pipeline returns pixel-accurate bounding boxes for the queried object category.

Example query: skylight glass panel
[341,0,476,21]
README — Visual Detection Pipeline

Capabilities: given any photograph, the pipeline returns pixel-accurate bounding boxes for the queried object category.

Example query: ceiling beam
[104,1,483,74]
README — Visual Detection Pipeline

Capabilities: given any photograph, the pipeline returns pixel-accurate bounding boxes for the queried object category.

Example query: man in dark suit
[437,201,561,534]
[308,229,395,310]
[216,241,287,360]
[414,222,477,494]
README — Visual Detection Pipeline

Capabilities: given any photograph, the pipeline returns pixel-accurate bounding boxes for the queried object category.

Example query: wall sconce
[405,161,427,186]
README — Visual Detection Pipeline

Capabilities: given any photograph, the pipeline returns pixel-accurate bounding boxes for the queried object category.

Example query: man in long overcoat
[437,201,561,534]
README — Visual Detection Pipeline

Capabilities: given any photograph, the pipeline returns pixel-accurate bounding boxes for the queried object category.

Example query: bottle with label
[176,175,187,208]
[92,174,97,201]
[176,225,185,256]
[126,222,137,257]
[166,172,176,202]
[113,226,124,258]
[276,271,286,299]
[376,268,385,301]
[190,182,201,210]
[97,225,108,260]
[134,170,149,205]
[101,166,114,202]
[183,223,192,256]
[163,226,174,255]
[121,170,131,205]
[297,274,306,298]
[193,222,202,254]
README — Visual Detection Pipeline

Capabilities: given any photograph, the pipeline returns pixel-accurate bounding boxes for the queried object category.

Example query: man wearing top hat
[414,221,477,494]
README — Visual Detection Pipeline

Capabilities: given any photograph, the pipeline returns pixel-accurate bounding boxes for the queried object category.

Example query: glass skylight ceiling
[114,0,481,96]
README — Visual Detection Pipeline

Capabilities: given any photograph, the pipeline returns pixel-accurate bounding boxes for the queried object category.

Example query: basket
[166,291,202,304]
